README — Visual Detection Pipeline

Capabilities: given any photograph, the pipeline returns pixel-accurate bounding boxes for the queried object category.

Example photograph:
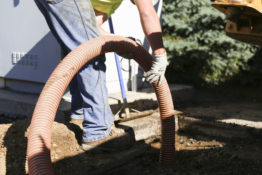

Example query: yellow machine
[212,0,262,45]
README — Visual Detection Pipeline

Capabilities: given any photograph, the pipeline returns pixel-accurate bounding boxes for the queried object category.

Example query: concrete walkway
[0,84,194,122]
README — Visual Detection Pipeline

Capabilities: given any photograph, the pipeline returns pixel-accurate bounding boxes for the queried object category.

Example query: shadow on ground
[2,89,262,174]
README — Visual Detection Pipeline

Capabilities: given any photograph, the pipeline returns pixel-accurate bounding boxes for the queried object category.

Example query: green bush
[162,0,257,86]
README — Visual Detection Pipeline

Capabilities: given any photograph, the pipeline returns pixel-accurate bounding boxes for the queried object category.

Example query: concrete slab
[176,100,262,139]
[118,112,161,141]
[0,88,70,122]
[177,114,262,139]
[0,84,194,122]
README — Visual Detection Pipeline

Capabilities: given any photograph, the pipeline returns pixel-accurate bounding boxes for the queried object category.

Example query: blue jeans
[34,0,114,142]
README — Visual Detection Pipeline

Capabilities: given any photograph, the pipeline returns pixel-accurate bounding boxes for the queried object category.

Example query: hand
[118,37,142,59]
[143,53,168,86]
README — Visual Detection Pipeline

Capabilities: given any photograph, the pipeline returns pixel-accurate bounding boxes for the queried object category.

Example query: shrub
[162,0,257,86]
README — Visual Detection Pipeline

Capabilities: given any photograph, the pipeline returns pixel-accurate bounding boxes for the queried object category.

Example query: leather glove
[118,37,142,59]
[143,53,168,86]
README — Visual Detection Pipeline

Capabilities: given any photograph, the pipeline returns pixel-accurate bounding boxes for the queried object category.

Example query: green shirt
[91,0,123,18]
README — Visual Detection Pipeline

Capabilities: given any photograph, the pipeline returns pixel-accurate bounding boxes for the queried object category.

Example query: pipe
[108,17,127,100]
[108,17,130,117]
[27,35,175,175]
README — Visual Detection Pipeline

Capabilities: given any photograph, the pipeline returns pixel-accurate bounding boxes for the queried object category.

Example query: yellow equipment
[212,0,262,45]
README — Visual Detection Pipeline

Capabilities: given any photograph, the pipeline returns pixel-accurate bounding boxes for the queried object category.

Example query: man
[34,0,120,151]
[34,0,167,151]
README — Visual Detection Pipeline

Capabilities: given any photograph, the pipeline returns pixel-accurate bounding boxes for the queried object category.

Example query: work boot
[81,125,134,153]
[69,118,83,129]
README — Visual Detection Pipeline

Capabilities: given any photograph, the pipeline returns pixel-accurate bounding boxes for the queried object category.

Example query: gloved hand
[143,53,168,86]
[118,37,142,59]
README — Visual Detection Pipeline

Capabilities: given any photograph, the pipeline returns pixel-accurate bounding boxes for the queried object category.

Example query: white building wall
[0,0,162,94]
[0,1,61,83]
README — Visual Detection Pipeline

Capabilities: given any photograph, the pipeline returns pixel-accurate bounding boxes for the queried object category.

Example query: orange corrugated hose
[27,35,175,174]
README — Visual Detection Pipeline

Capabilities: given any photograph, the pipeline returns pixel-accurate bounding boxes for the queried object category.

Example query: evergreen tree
[162,0,257,86]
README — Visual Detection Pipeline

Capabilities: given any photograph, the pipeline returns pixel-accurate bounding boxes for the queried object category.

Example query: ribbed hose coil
[27,35,175,175]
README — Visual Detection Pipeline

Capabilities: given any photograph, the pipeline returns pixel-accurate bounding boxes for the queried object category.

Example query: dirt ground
[1,88,262,175]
